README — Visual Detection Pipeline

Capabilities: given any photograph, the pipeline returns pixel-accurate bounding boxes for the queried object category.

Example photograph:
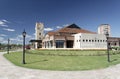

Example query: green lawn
[4,50,120,71]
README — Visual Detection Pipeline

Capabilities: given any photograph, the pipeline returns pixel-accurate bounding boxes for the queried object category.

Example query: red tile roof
[47,24,96,36]
[57,27,96,34]
[47,32,56,36]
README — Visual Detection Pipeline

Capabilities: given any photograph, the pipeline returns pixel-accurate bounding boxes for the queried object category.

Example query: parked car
[25,45,31,49]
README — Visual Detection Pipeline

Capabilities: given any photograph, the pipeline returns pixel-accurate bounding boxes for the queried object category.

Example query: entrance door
[66,40,73,48]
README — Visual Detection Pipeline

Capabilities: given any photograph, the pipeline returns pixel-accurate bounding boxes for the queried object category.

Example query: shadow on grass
[110,59,118,62]
[26,59,48,64]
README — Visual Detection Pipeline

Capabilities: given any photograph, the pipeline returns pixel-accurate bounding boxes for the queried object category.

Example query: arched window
[114,42,117,46]
[108,43,111,46]
[83,39,85,42]
[89,40,91,42]
[39,33,41,35]
[95,40,96,42]
[98,40,99,42]
[103,40,104,42]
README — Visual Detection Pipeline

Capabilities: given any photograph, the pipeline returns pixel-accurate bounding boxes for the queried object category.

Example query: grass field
[4,50,120,71]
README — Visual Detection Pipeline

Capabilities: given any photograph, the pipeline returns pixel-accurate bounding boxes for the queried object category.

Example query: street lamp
[22,29,26,64]
[7,38,10,54]
[105,31,110,62]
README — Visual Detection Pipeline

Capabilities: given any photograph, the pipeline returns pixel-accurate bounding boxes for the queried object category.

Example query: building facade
[29,23,120,50]
[98,24,111,37]
[74,33,107,49]
[108,37,120,47]
[42,24,80,49]
[42,24,107,50]
[35,22,44,40]
[33,22,44,49]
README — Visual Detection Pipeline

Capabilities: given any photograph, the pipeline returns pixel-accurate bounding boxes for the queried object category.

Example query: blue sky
[0,0,120,44]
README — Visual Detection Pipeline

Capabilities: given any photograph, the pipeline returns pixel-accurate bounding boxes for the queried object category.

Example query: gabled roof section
[57,24,95,34]
[66,24,81,29]
[47,24,96,36]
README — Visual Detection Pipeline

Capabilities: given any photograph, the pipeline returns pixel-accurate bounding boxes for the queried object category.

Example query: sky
[0,0,120,44]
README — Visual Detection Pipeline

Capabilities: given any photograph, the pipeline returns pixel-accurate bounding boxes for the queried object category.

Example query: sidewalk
[0,52,120,79]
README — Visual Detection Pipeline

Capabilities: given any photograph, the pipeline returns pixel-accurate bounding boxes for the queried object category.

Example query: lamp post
[7,38,10,54]
[105,32,110,62]
[22,29,26,64]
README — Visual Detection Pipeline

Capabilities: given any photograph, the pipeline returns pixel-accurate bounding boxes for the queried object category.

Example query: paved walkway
[0,52,120,79]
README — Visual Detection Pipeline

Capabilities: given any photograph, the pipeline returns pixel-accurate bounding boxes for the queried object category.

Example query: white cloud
[10,35,23,44]
[0,33,35,44]
[33,33,35,36]
[44,27,53,31]
[2,41,8,44]
[63,24,70,27]
[0,19,9,27]
[10,38,17,41]
[10,38,22,44]
[56,26,62,29]
[3,28,15,32]
[0,37,7,44]
[10,34,35,44]
[0,34,7,37]
[26,35,32,38]
[0,37,4,41]
[17,34,31,38]
[0,21,4,25]
[0,24,8,27]
[2,19,10,23]
[17,35,22,38]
